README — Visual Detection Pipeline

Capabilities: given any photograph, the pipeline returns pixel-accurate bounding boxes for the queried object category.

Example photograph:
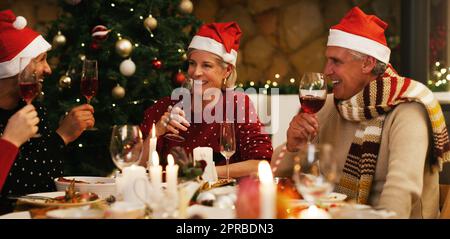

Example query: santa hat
[188,22,242,66]
[327,7,391,64]
[0,10,51,79]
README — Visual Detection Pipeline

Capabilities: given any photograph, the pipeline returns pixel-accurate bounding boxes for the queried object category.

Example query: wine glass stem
[226,157,230,180]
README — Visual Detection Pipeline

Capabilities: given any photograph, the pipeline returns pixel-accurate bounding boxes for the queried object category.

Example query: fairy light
[290,78,295,83]
[78,144,83,148]
[272,82,278,87]
[139,16,144,20]
[437,72,442,78]
[134,43,139,47]
[130,8,134,12]
[111,3,115,7]
[428,80,433,85]
[81,43,85,47]
[441,68,447,74]
[76,98,80,103]
[178,49,183,53]
[436,62,441,67]
[150,33,154,38]
[112,104,116,107]
[238,83,244,88]
[266,80,272,84]
[250,81,255,86]
[275,74,280,79]
[264,84,270,89]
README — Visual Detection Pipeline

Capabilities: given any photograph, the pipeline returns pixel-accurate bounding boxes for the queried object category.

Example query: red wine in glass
[299,95,326,114]
[19,82,39,104]
[81,76,98,103]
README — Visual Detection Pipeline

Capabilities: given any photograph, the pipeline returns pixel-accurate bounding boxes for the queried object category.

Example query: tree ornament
[91,25,110,42]
[52,31,67,47]
[181,53,188,61]
[179,0,194,14]
[152,59,163,69]
[115,38,133,58]
[112,84,126,99]
[59,74,72,88]
[119,59,136,77]
[173,70,186,85]
[90,41,101,50]
[65,0,82,5]
[79,54,86,61]
[143,15,158,31]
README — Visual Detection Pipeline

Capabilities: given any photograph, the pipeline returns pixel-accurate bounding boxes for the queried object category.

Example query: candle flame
[167,154,174,166]
[152,123,156,138]
[152,151,159,166]
[258,160,273,184]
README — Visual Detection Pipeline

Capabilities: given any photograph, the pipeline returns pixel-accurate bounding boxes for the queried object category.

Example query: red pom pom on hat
[327,7,391,64]
[188,22,242,66]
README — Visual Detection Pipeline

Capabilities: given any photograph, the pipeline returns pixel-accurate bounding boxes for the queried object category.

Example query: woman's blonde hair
[187,48,237,90]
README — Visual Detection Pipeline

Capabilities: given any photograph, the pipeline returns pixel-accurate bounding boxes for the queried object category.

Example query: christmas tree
[43,0,201,176]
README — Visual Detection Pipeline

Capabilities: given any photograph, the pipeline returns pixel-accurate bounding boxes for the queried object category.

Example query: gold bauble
[79,54,86,61]
[181,53,188,61]
[112,84,126,99]
[52,31,66,47]
[59,75,72,88]
[115,38,133,58]
[144,15,158,31]
[179,0,193,14]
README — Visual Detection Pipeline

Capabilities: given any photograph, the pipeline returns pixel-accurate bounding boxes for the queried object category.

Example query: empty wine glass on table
[109,125,144,171]
[220,122,236,180]
[18,57,41,138]
[80,59,98,130]
[298,72,327,143]
[292,144,337,207]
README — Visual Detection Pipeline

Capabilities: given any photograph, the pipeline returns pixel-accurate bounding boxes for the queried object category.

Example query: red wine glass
[80,59,98,130]
[298,72,327,143]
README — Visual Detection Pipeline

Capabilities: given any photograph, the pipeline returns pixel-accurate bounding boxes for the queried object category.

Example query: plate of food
[17,190,101,208]
[54,176,116,199]
[319,192,347,203]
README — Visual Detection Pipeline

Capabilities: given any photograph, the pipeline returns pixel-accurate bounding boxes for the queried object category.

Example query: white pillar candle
[148,123,157,168]
[150,151,162,194]
[258,160,276,219]
[122,165,147,204]
[166,154,179,194]
[193,147,217,182]
[299,205,331,219]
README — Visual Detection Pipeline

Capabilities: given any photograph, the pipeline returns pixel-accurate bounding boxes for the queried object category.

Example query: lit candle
[258,160,276,219]
[193,147,217,182]
[299,205,331,219]
[150,151,162,194]
[148,123,157,168]
[166,154,179,194]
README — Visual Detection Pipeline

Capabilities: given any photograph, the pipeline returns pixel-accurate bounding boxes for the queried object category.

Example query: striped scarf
[334,64,450,204]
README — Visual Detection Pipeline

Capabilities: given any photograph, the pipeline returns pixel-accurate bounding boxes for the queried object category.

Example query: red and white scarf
[334,65,450,204]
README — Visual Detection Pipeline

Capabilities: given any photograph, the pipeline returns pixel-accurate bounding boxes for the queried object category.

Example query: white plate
[0,211,31,219]
[46,207,104,219]
[18,191,102,207]
[319,192,347,203]
[54,176,116,199]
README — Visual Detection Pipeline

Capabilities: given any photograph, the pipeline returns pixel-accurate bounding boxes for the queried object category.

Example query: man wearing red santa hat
[0,10,95,214]
[284,7,449,218]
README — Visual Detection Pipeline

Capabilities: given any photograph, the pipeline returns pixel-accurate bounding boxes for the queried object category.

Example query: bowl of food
[54,176,116,199]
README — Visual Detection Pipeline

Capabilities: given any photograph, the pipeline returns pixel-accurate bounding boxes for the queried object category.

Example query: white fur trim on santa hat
[327,29,391,64]
[188,35,238,65]
[0,35,52,79]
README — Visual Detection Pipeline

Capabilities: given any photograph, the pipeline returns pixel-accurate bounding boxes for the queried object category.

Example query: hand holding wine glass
[220,122,236,180]
[80,59,98,130]
[18,57,41,138]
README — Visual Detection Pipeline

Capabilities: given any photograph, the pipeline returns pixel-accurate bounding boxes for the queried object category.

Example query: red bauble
[173,71,186,85]
[152,59,163,69]
[90,41,101,50]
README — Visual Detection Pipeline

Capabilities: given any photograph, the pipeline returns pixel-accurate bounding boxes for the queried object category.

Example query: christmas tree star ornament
[144,15,158,31]
[119,58,136,77]
[115,38,133,58]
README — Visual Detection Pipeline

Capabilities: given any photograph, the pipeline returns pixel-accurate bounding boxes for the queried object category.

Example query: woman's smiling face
[187,50,231,94]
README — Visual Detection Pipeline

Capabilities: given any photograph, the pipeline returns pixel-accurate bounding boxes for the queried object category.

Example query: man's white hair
[348,49,387,76]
